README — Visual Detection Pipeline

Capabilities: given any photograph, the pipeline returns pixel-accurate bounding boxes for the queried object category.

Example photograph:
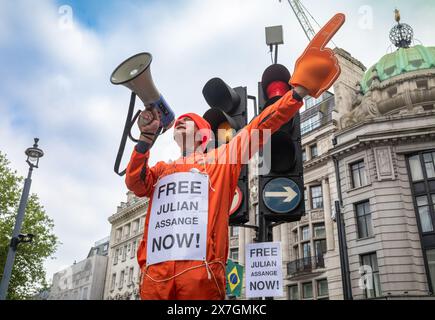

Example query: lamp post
[0,138,44,300]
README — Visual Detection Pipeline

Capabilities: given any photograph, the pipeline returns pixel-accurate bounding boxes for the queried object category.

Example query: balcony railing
[287,255,325,276]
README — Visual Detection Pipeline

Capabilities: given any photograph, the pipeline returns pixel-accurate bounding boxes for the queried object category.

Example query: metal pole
[0,166,34,300]
[333,155,353,300]
[274,44,279,64]
[257,214,274,300]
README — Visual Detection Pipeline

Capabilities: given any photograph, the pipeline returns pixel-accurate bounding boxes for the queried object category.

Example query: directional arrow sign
[265,186,298,203]
[263,178,302,213]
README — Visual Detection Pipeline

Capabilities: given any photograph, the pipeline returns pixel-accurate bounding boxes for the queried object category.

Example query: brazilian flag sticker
[226,259,244,297]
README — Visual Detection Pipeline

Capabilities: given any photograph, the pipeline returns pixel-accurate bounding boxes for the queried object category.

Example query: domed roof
[361,45,435,93]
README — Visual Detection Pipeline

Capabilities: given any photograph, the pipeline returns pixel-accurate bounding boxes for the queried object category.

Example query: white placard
[245,242,283,298]
[146,172,208,266]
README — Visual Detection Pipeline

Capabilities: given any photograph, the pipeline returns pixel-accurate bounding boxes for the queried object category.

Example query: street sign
[262,177,301,213]
[229,186,243,216]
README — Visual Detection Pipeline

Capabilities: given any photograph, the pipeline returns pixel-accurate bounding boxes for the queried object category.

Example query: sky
[1,0,435,284]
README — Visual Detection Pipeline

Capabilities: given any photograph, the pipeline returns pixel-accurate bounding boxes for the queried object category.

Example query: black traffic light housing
[202,78,249,225]
[258,64,305,223]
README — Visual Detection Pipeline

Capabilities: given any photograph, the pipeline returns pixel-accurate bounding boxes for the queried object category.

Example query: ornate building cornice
[108,197,148,224]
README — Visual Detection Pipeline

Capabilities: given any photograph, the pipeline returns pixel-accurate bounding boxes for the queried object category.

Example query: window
[360,252,382,298]
[110,273,116,291]
[119,271,125,289]
[230,227,239,237]
[356,201,374,238]
[317,279,329,299]
[122,245,127,261]
[314,239,327,257]
[139,217,145,231]
[416,196,434,233]
[350,160,368,188]
[416,79,428,89]
[103,244,108,252]
[301,113,321,135]
[310,185,323,209]
[229,248,239,262]
[292,230,298,243]
[409,155,424,181]
[113,249,119,265]
[131,240,137,259]
[302,242,311,259]
[302,150,307,162]
[310,144,318,158]
[426,249,435,292]
[293,247,299,260]
[301,226,310,241]
[313,223,325,238]
[133,219,139,235]
[423,152,435,179]
[288,285,299,300]
[128,267,134,284]
[124,224,130,239]
[115,228,122,242]
[302,282,313,299]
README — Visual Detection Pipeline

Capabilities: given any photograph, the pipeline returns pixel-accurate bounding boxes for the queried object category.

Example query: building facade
[49,238,109,300]
[333,42,435,299]
[103,191,147,300]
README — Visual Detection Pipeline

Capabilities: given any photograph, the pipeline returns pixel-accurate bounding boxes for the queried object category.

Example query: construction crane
[285,0,316,41]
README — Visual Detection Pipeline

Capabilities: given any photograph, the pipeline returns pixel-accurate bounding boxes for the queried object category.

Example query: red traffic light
[266,80,290,99]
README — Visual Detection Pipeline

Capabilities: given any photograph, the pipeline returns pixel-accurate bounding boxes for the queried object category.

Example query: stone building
[333,41,435,299]
[103,191,147,300]
[49,238,109,300]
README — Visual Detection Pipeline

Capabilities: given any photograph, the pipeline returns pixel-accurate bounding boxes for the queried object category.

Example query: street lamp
[0,138,44,300]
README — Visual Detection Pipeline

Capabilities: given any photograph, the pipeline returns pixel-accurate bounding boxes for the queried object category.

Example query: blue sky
[1,0,435,284]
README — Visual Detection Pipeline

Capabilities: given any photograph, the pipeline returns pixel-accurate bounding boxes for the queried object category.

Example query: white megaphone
[111,52,175,131]
[110,52,175,176]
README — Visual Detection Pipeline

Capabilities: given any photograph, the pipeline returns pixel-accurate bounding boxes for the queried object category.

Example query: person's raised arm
[125,107,163,198]
[223,13,345,176]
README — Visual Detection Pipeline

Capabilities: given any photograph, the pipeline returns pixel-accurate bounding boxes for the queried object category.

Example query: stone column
[273,224,281,243]
[322,177,335,251]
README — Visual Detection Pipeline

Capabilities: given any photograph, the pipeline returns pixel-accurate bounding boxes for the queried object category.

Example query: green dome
[361,45,435,93]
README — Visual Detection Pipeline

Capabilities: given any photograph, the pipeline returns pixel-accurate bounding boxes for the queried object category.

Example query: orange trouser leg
[174,261,226,300]
[140,261,176,300]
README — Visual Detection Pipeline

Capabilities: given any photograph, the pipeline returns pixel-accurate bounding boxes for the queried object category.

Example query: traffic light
[258,64,305,222]
[202,78,249,225]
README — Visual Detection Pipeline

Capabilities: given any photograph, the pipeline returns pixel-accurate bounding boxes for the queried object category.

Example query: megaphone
[111,52,175,130]
[110,52,175,176]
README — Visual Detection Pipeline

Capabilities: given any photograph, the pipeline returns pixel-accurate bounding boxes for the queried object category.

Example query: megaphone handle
[128,110,141,143]
[114,92,137,176]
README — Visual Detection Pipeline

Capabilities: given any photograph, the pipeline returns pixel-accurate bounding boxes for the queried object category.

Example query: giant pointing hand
[290,13,345,98]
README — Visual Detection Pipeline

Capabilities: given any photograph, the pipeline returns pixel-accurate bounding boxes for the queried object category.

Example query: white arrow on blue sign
[262,177,301,213]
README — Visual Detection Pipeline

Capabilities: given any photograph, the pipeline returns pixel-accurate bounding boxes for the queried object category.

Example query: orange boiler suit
[125,90,303,300]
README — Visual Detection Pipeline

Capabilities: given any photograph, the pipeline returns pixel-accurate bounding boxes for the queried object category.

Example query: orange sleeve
[220,90,303,186]
[125,149,164,198]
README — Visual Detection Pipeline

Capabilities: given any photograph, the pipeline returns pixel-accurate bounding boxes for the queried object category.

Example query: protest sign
[146,172,208,265]
[245,242,283,298]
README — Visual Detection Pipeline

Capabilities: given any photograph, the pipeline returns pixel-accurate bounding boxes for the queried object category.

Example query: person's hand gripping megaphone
[137,106,161,144]
[290,13,345,98]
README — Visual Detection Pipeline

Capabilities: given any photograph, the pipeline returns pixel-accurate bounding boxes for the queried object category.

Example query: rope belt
[143,260,226,299]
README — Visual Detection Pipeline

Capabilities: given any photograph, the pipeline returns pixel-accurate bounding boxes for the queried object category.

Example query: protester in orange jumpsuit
[126,14,345,300]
